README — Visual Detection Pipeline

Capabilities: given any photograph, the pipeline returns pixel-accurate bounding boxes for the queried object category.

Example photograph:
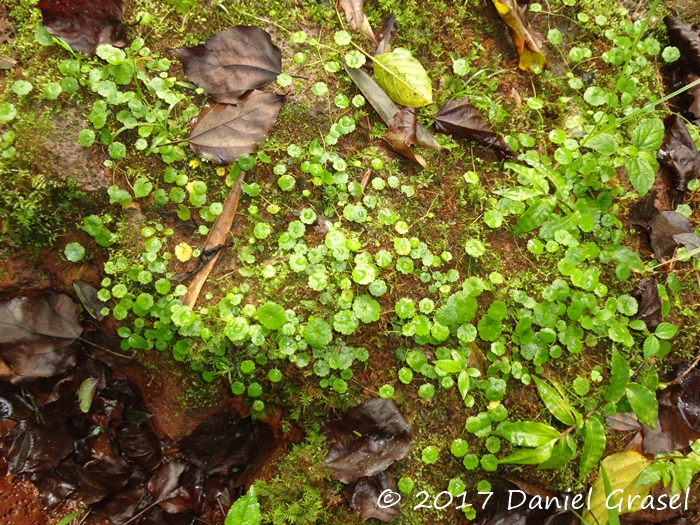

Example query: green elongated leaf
[493,187,544,201]
[225,485,261,525]
[632,118,665,151]
[504,162,549,194]
[491,421,561,447]
[537,434,576,470]
[605,349,631,403]
[579,417,606,482]
[625,157,655,197]
[583,451,651,525]
[78,377,99,413]
[625,382,658,428]
[434,359,463,373]
[498,439,557,465]
[512,196,556,235]
[457,370,470,405]
[586,133,617,155]
[373,49,432,107]
[55,511,85,525]
[533,376,576,426]
[601,464,622,525]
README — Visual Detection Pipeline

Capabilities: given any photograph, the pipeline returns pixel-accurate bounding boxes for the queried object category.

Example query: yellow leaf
[583,451,653,525]
[373,49,432,108]
[491,0,546,73]
[175,242,193,262]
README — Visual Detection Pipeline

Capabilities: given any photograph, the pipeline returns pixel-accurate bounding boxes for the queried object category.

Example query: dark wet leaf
[606,412,642,432]
[665,16,700,76]
[73,280,107,321]
[188,91,284,165]
[433,97,516,160]
[180,412,272,475]
[657,115,700,192]
[491,0,546,73]
[631,279,662,330]
[72,433,131,504]
[643,367,700,455]
[173,26,282,105]
[339,0,376,43]
[376,15,398,55]
[343,471,401,522]
[6,417,74,474]
[117,419,163,472]
[36,0,127,55]
[148,459,206,514]
[30,464,79,509]
[382,106,426,168]
[672,232,700,254]
[345,65,441,150]
[322,398,412,484]
[628,190,659,229]
[141,507,198,525]
[148,459,188,502]
[648,211,695,260]
[92,472,149,525]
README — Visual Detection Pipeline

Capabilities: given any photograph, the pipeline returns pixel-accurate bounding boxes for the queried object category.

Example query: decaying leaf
[73,280,107,321]
[582,451,652,525]
[382,106,426,168]
[36,0,127,55]
[188,91,284,165]
[182,174,245,308]
[345,65,440,149]
[648,211,696,261]
[657,115,700,192]
[491,0,546,73]
[0,293,83,383]
[665,16,700,76]
[0,55,16,69]
[339,0,376,44]
[433,97,516,160]
[6,418,74,474]
[631,279,662,330]
[117,418,163,472]
[322,398,412,484]
[606,412,642,432]
[373,49,433,108]
[375,15,398,56]
[343,471,401,522]
[173,26,282,105]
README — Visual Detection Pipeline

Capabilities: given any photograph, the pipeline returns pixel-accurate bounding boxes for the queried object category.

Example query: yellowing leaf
[175,242,193,262]
[491,0,546,73]
[583,451,653,525]
[373,49,432,108]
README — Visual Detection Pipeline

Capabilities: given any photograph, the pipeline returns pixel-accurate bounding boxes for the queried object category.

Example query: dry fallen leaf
[188,91,284,165]
[339,0,376,44]
[657,114,700,193]
[382,105,426,168]
[491,0,546,73]
[173,26,282,105]
[433,97,516,160]
[36,0,127,55]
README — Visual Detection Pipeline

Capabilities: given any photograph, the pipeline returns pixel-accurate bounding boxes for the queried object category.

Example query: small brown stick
[354,168,372,204]
[183,173,246,309]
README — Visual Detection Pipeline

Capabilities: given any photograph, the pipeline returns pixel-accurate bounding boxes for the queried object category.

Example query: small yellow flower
[216,167,225,176]
[175,243,193,262]
[186,181,195,193]
[189,159,200,169]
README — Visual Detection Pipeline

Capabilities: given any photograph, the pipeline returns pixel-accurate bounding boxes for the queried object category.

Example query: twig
[121,501,161,525]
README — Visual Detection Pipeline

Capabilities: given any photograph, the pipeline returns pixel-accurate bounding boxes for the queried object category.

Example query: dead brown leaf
[173,26,282,105]
[188,91,284,165]
[338,0,376,43]
[491,0,546,73]
[382,106,426,168]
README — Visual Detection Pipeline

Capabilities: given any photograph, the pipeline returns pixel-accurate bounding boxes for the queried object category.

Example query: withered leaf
[322,398,412,484]
[433,97,516,160]
[606,412,642,432]
[648,211,695,261]
[631,279,662,331]
[665,16,700,76]
[117,419,163,472]
[339,0,376,44]
[173,26,282,105]
[72,434,131,504]
[6,418,74,474]
[491,0,546,73]
[148,460,206,514]
[375,15,398,56]
[673,232,700,254]
[188,91,284,165]
[382,106,427,168]
[36,0,127,55]
[343,471,401,522]
[658,115,700,192]
[30,465,79,509]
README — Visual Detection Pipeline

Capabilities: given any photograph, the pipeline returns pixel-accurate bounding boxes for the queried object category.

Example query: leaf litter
[382,106,427,168]
[339,0,376,44]
[657,114,700,192]
[491,0,546,73]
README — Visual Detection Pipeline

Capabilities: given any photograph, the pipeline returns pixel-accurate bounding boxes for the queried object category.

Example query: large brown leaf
[433,97,516,160]
[382,105,426,168]
[173,26,282,105]
[36,0,127,55]
[339,0,376,43]
[665,16,700,76]
[657,114,700,192]
[491,0,546,73]
[188,91,284,165]
[322,398,412,484]
[343,471,401,522]
[631,279,662,331]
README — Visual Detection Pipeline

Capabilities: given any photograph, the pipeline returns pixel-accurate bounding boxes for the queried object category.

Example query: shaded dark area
[0,293,279,524]
[433,97,516,160]
[173,26,282,105]
[36,0,126,55]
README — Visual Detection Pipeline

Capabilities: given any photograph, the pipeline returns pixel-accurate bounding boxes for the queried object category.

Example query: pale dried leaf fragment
[339,0,376,43]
